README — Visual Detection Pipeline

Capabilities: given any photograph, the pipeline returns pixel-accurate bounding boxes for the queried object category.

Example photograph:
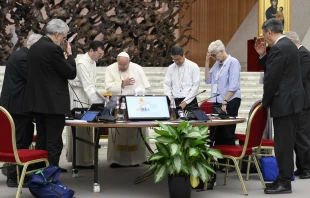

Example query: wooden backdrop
[180,0,257,67]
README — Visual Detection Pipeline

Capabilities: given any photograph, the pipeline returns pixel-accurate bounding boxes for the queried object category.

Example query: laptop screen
[125,96,170,120]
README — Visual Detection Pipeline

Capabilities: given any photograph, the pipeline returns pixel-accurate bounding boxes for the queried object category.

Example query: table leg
[71,126,78,177]
[93,127,101,192]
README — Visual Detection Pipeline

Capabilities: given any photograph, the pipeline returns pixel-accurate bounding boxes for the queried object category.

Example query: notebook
[125,96,170,120]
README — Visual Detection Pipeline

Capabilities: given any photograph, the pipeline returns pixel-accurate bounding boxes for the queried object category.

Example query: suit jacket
[0,47,29,115]
[23,36,76,115]
[259,37,304,118]
[299,46,310,109]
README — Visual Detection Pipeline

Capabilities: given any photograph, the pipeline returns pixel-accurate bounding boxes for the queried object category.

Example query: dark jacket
[259,37,304,117]
[299,45,310,109]
[0,47,29,115]
[23,36,76,115]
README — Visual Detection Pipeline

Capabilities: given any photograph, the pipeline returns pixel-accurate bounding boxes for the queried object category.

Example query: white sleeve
[105,66,122,94]
[183,64,200,104]
[77,62,104,104]
[163,67,173,99]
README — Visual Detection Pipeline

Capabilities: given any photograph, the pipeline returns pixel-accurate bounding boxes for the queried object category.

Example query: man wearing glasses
[164,46,200,112]
[66,41,106,168]
[105,52,150,168]
[23,19,76,167]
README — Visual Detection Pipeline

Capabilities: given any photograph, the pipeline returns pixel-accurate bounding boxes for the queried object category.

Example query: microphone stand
[69,83,85,108]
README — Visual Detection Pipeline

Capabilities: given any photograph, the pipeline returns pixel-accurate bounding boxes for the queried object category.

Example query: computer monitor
[125,96,170,120]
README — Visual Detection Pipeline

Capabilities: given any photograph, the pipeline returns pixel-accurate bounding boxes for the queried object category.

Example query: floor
[1,147,310,198]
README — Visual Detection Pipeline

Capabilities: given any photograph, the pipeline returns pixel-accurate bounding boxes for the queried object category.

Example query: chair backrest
[0,106,15,153]
[200,101,213,114]
[242,104,268,154]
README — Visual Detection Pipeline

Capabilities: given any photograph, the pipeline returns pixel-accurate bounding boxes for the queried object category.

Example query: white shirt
[164,58,200,104]
[105,62,151,95]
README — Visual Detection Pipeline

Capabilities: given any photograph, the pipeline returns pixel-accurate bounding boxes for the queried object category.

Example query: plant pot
[168,175,191,198]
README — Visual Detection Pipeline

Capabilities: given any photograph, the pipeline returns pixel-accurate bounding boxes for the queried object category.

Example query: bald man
[105,52,150,168]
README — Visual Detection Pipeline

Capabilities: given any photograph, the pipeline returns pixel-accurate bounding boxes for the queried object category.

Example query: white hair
[46,19,69,35]
[208,40,226,53]
[26,33,42,46]
[285,31,301,44]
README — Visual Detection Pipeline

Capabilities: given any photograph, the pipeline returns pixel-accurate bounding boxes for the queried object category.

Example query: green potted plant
[147,120,223,198]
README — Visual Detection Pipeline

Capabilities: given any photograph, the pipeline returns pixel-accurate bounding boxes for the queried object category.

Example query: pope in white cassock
[66,41,105,167]
[105,52,151,167]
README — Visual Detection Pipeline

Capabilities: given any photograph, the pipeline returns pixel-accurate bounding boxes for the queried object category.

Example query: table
[65,118,246,192]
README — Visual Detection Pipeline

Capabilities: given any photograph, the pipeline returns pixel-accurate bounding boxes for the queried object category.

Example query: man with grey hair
[0,33,42,187]
[24,19,76,167]
[285,31,310,179]
[255,19,304,194]
[105,52,150,168]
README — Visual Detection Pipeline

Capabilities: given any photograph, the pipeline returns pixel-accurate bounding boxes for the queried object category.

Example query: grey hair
[27,33,42,46]
[46,19,69,35]
[208,40,225,53]
[285,31,301,44]
[262,18,283,34]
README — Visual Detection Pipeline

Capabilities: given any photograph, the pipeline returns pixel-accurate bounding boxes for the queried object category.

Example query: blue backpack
[28,166,75,198]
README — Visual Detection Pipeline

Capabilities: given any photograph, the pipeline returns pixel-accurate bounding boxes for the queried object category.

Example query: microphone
[186,94,220,109]
[73,99,90,106]
[181,90,206,103]
[69,83,85,108]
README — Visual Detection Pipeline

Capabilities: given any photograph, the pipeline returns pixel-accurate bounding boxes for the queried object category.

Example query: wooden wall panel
[180,0,257,66]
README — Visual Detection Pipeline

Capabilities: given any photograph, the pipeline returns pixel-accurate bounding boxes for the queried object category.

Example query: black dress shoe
[60,168,68,173]
[300,172,310,179]
[264,184,292,194]
[7,175,31,188]
[294,169,303,176]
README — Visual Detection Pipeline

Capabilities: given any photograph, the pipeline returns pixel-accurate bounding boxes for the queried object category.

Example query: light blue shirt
[205,55,241,103]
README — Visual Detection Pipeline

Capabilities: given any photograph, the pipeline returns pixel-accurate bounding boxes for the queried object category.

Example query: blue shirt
[205,55,241,103]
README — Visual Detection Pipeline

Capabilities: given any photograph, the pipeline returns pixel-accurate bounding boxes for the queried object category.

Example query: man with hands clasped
[205,40,241,146]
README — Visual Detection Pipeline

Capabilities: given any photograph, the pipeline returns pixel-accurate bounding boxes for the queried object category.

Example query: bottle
[169,97,176,120]
[120,97,127,121]
[114,97,120,120]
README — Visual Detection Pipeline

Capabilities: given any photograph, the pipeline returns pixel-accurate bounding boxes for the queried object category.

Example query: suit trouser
[34,114,65,166]
[295,108,310,173]
[273,113,300,183]
[7,114,34,180]
[211,98,241,146]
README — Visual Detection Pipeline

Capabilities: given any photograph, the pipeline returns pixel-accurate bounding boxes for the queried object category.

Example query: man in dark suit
[285,31,310,179]
[23,19,76,167]
[255,18,304,194]
[1,33,42,187]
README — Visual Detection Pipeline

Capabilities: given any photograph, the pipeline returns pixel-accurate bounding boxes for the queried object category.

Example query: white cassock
[66,53,105,166]
[105,62,151,165]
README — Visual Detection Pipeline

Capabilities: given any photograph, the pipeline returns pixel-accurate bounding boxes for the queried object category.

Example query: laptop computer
[125,96,170,120]
[88,103,105,111]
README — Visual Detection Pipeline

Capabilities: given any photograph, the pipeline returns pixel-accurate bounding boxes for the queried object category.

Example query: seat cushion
[211,145,252,157]
[239,138,274,147]
[0,149,48,163]
[235,134,246,140]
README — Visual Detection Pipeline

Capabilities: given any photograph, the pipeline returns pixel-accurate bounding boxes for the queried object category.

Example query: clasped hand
[123,77,135,87]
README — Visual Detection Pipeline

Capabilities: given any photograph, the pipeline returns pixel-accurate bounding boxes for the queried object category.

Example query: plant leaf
[146,135,157,140]
[207,148,223,159]
[191,139,205,147]
[154,128,170,136]
[155,120,170,131]
[184,139,191,149]
[182,164,190,175]
[199,126,209,135]
[173,156,182,173]
[184,132,202,138]
[190,164,199,177]
[154,165,167,183]
[149,154,165,161]
[189,147,199,157]
[169,143,180,156]
[148,163,157,171]
[155,142,170,157]
[190,175,200,188]
[167,125,179,138]
[200,162,216,174]
[156,136,175,144]
[177,121,188,132]
[196,163,207,182]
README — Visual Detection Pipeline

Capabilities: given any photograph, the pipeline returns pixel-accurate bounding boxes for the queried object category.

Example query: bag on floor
[28,165,75,198]
[260,157,295,181]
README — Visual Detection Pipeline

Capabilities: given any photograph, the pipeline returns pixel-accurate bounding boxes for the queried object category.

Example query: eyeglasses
[210,51,219,58]
[95,50,104,57]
